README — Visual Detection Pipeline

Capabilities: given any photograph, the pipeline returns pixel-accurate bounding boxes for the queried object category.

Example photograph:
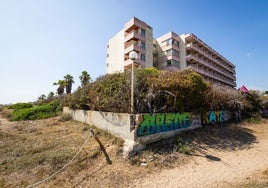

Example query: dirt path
[132,123,268,188]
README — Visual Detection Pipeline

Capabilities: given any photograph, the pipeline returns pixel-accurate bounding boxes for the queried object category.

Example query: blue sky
[0,0,267,104]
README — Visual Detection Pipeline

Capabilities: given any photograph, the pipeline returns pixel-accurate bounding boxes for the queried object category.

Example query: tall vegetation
[64,68,211,113]
[79,71,92,87]
[242,90,262,118]
[64,74,74,94]
[53,80,66,95]
[62,68,264,119]
[6,69,265,121]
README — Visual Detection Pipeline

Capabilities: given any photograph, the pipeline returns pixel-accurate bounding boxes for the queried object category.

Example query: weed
[245,116,262,124]
[177,137,194,154]
[49,149,76,168]
[242,180,268,188]
[59,113,73,122]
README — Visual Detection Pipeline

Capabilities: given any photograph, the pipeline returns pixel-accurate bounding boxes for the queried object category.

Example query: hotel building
[106,17,236,88]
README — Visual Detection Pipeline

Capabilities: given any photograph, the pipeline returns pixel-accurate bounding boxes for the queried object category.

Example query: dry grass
[0,116,126,187]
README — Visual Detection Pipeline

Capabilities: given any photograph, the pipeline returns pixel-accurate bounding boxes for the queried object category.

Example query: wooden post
[90,129,112,165]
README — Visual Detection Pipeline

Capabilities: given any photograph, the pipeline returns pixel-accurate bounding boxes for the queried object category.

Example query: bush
[8,103,33,110]
[63,68,211,113]
[242,91,262,118]
[135,69,210,113]
[62,85,91,110]
[90,72,130,112]
[11,100,62,121]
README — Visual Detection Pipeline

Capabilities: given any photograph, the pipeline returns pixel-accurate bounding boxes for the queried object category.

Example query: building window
[165,49,179,57]
[141,41,146,49]
[166,38,172,46]
[173,60,180,68]
[107,44,109,48]
[162,38,172,46]
[141,54,146,61]
[172,40,179,47]
[173,49,180,58]
[162,38,179,47]
[141,28,146,36]
[166,60,180,68]
[106,53,109,57]
[165,49,172,56]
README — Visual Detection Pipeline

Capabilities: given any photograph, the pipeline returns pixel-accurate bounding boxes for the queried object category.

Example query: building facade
[106,17,236,88]
[106,17,153,73]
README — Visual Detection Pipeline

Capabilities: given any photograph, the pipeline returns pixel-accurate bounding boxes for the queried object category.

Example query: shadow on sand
[143,123,257,155]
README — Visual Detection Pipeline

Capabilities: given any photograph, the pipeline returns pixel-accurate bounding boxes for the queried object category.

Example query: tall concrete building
[106,17,153,73]
[106,17,236,88]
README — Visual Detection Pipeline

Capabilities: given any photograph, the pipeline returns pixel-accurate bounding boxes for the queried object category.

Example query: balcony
[161,55,180,63]
[186,55,235,80]
[190,66,236,87]
[124,17,148,33]
[185,33,235,68]
[124,43,146,55]
[186,43,235,73]
[125,31,146,42]
[124,58,145,70]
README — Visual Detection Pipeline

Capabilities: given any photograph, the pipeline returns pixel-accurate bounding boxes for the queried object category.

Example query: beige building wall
[156,32,185,71]
[106,30,125,73]
[106,17,153,73]
[144,25,153,68]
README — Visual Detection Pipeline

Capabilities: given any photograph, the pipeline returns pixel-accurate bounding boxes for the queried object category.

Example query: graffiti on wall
[137,112,193,137]
[202,110,231,125]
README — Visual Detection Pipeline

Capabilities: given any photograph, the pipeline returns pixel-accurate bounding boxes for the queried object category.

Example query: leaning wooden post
[90,129,112,165]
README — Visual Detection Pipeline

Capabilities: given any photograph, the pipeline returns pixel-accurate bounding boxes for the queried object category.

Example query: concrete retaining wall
[63,107,134,141]
[63,107,231,156]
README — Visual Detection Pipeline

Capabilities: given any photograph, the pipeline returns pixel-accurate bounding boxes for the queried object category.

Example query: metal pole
[131,60,134,114]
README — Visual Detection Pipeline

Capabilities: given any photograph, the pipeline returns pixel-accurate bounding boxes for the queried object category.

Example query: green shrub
[8,103,33,110]
[62,85,91,110]
[11,101,62,121]
[242,91,262,118]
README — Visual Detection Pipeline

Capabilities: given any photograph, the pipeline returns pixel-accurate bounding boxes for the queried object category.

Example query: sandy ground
[132,123,268,188]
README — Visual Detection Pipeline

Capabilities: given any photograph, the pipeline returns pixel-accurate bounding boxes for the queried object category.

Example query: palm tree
[53,80,66,95]
[38,94,46,101]
[64,74,74,94]
[79,71,92,87]
[47,91,54,99]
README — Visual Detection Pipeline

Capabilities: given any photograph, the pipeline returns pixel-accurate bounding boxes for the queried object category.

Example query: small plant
[59,113,73,122]
[245,115,262,124]
[177,137,193,154]
[50,149,76,168]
